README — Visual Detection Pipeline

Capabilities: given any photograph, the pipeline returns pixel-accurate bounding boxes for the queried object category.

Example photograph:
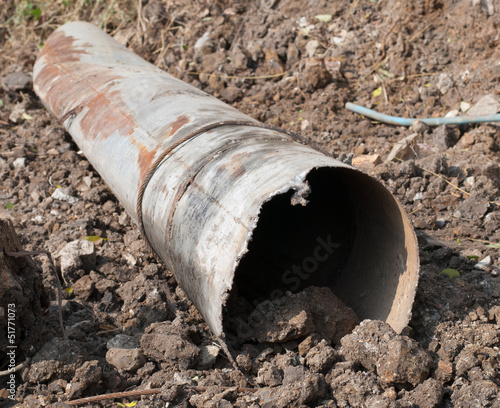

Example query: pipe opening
[224,166,412,338]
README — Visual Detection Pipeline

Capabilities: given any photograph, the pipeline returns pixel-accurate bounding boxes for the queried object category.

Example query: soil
[1,0,500,407]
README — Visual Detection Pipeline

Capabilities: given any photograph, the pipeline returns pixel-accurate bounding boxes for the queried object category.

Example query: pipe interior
[225,167,409,331]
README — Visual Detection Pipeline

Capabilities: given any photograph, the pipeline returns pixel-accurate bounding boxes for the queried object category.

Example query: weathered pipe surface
[33,22,419,337]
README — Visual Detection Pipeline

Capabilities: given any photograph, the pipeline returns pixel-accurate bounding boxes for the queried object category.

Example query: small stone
[95,278,117,293]
[445,109,460,118]
[51,188,79,204]
[305,40,319,58]
[72,275,95,300]
[106,348,146,373]
[437,73,453,95]
[13,157,26,168]
[220,86,241,103]
[467,94,500,116]
[488,305,500,323]
[385,133,420,163]
[432,126,458,150]
[32,215,44,224]
[352,154,381,172]
[382,387,398,400]
[118,212,129,225]
[413,192,424,201]
[197,344,220,370]
[411,120,430,135]
[460,133,475,147]
[474,255,491,271]
[455,345,480,377]
[230,47,247,70]
[57,239,96,283]
[468,311,478,321]
[2,71,32,91]
[107,334,139,350]
[47,379,68,395]
[476,306,486,317]
[248,296,315,343]
[436,359,453,383]
[194,31,215,55]
[302,59,331,91]
[464,176,475,189]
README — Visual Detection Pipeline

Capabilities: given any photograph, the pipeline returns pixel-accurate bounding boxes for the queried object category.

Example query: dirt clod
[340,320,433,386]
[140,323,200,370]
[106,348,146,373]
[244,286,358,344]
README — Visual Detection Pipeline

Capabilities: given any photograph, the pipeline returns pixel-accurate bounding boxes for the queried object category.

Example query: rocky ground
[0,0,499,407]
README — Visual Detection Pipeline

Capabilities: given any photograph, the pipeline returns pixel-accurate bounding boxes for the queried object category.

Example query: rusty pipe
[33,22,419,336]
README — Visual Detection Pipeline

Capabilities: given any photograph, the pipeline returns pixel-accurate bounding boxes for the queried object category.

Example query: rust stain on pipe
[168,114,191,137]
[34,22,420,338]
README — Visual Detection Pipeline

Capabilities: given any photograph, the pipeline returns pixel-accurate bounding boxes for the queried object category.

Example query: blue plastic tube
[345,102,500,127]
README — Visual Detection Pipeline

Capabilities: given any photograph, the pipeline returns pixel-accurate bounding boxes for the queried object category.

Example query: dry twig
[66,384,258,406]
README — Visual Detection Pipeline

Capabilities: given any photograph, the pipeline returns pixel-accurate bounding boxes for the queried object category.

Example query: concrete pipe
[33,22,419,338]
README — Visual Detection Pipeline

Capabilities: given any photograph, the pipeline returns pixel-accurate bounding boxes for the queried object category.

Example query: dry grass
[0,0,186,66]
[0,0,214,75]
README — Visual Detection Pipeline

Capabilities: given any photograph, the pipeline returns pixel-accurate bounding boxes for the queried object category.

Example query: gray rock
[467,94,500,116]
[105,348,146,373]
[197,344,220,370]
[410,119,430,135]
[107,334,140,350]
[51,187,79,204]
[385,133,420,163]
[13,157,26,168]
[433,126,458,150]
[2,71,32,91]
[194,31,215,55]
[57,239,96,283]
[474,255,491,271]
[437,73,453,94]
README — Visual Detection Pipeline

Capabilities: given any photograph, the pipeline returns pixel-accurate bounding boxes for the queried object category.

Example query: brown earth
[1,0,500,407]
